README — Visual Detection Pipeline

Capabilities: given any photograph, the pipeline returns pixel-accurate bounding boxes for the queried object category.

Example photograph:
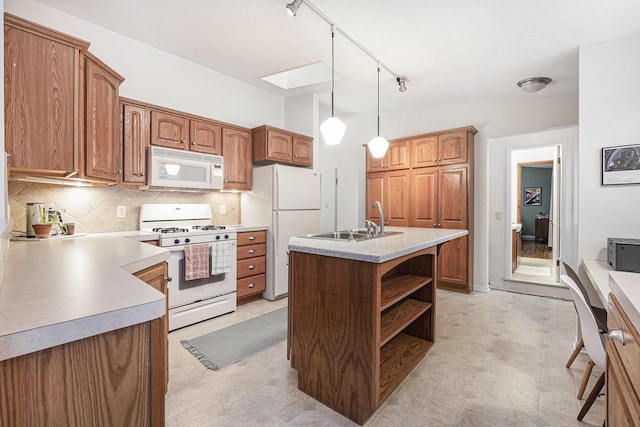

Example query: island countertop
[288,226,468,263]
[0,233,169,361]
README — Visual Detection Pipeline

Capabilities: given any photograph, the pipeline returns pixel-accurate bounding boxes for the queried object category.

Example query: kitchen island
[288,227,467,425]
[0,232,169,426]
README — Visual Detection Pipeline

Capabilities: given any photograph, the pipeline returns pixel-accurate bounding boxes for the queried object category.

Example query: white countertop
[288,227,468,263]
[583,259,640,332]
[0,232,169,361]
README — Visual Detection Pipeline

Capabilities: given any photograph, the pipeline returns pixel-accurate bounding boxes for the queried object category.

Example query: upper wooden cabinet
[366,140,410,172]
[83,53,124,183]
[121,101,150,185]
[252,125,313,167]
[190,119,222,155]
[4,13,89,176]
[366,170,410,227]
[410,129,472,168]
[151,110,223,155]
[222,128,252,190]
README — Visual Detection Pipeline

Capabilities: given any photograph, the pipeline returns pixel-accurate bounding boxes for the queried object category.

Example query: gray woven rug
[181,307,287,371]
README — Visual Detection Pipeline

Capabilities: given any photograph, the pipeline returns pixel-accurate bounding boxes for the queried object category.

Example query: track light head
[397,77,407,93]
[286,0,303,17]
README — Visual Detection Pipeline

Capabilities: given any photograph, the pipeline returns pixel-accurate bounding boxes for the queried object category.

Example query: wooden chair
[561,274,606,421]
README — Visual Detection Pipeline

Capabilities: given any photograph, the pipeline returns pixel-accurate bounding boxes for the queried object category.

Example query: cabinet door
[133,262,168,423]
[438,131,468,166]
[85,58,122,182]
[292,137,313,166]
[366,172,386,223]
[410,136,438,168]
[122,104,150,184]
[438,235,469,288]
[222,128,252,190]
[410,168,437,228]
[438,167,468,229]
[366,152,388,172]
[151,111,189,149]
[5,25,79,172]
[190,119,222,155]
[387,141,410,170]
[266,130,292,162]
[386,170,410,226]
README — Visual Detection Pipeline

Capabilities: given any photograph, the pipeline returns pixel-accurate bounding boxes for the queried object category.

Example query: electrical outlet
[219,204,226,215]
[117,206,127,218]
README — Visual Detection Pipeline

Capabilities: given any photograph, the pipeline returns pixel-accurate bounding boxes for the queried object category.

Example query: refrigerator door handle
[274,210,279,255]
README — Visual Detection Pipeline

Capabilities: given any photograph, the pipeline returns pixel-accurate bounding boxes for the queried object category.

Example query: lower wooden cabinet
[237,230,267,304]
[607,294,640,425]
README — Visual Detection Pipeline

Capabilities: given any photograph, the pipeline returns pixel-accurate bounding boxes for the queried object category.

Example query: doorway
[511,158,558,285]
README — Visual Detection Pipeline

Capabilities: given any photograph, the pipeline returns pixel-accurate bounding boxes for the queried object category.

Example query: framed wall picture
[602,144,640,185]
[524,187,541,206]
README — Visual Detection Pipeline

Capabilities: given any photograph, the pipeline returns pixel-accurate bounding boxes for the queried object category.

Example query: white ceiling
[34,0,640,115]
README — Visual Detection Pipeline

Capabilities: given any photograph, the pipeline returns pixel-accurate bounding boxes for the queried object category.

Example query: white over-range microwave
[148,146,224,190]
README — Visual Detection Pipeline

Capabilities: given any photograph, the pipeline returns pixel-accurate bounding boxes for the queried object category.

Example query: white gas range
[140,204,237,331]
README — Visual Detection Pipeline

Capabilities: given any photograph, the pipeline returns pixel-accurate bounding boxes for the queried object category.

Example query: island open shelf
[288,244,438,425]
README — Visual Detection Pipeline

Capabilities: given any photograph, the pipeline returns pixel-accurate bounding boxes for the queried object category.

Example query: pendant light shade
[321,25,345,146]
[320,116,346,145]
[368,65,389,158]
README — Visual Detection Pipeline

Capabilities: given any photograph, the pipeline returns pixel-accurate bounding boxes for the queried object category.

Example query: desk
[583,259,611,307]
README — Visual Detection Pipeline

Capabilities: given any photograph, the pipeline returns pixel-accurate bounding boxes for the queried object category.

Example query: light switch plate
[219,204,226,215]
[117,206,127,218]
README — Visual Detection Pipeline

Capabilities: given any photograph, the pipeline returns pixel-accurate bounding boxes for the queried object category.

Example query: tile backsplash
[8,182,241,235]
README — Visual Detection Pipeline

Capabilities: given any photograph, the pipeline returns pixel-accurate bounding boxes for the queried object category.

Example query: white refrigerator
[241,164,321,300]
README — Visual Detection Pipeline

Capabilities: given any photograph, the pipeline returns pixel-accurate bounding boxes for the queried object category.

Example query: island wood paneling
[289,245,437,425]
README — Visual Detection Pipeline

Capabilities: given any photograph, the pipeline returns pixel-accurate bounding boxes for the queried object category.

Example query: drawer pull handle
[608,328,628,345]
[248,236,256,240]
[248,265,255,269]
[248,283,255,288]
[248,249,256,254]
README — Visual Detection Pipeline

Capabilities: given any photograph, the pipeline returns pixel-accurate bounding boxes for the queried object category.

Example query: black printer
[608,238,640,273]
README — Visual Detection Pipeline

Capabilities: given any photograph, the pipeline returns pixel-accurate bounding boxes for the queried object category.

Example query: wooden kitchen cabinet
[222,127,252,190]
[151,110,190,150]
[289,245,436,425]
[366,126,476,293]
[83,53,124,183]
[607,294,640,425]
[134,261,169,421]
[4,13,88,176]
[121,100,151,185]
[236,230,267,305]
[366,140,410,172]
[366,170,410,227]
[252,125,314,167]
[190,119,222,154]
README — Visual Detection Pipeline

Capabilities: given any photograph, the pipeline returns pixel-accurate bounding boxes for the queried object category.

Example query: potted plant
[31,205,53,238]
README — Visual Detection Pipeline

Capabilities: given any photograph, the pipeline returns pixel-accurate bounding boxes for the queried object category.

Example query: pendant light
[320,25,346,146]
[367,64,389,158]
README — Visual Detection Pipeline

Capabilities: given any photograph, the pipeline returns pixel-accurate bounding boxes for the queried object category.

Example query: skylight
[261,61,344,90]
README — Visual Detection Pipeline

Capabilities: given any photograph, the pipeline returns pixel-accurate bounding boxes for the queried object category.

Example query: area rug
[181,307,287,371]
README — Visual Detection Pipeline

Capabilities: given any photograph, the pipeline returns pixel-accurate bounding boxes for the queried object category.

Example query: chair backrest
[561,260,593,307]
[561,274,606,368]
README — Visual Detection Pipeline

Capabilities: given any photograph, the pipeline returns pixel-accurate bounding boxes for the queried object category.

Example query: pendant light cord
[330,26,335,117]
[376,65,380,136]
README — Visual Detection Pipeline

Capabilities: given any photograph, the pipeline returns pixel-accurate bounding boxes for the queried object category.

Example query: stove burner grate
[153,227,189,233]
[192,225,226,231]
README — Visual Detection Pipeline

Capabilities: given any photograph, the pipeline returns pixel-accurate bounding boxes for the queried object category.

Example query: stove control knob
[174,239,180,245]
[224,234,229,239]
[185,238,191,243]
[216,235,221,240]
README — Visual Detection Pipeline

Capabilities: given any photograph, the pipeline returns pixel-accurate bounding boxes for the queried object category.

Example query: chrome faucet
[364,219,378,237]
[371,201,385,235]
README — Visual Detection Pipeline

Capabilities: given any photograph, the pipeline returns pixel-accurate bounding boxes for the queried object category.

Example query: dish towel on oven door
[211,241,233,275]
[184,243,211,281]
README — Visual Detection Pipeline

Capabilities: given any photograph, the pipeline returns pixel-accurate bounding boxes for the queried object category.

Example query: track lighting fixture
[320,25,346,146]
[397,77,407,93]
[285,0,303,17]
[368,65,389,159]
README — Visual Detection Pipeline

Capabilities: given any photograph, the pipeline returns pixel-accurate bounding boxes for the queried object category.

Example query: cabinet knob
[117,169,122,174]
[248,283,255,288]
[192,141,196,145]
[181,139,186,144]
[248,249,256,254]
[141,172,145,176]
[248,236,256,241]
[608,328,628,345]
[248,265,255,270]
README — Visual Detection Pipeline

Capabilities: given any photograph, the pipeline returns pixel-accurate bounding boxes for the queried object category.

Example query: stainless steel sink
[304,230,403,242]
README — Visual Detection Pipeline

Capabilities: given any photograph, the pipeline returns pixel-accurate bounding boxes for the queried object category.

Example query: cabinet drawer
[237,256,266,278]
[609,295,640,395]
[237,243,266,260]
[237,274,266,298]
[238,231,266,246]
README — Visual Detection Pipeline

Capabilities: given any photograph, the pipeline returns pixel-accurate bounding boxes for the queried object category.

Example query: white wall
[5,0,284,129]
[579,34,640,261]
[323,96,579,291]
